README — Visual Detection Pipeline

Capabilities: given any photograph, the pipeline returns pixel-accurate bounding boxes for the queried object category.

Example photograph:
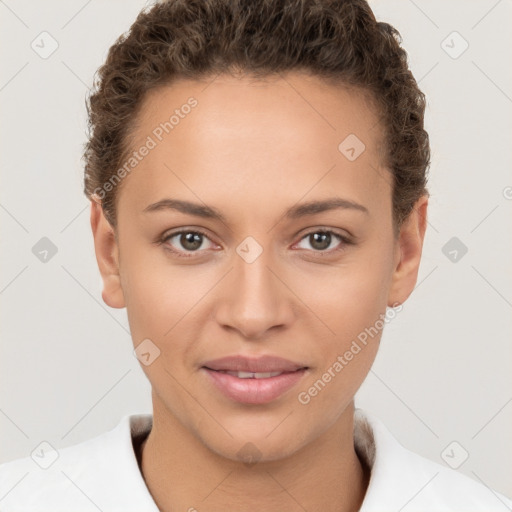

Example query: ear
[90,200,126,309]
[387,195,429,307]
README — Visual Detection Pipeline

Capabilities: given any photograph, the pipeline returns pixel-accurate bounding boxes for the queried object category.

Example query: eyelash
[157,228,354,259]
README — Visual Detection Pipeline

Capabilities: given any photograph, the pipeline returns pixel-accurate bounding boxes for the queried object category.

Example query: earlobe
[387,195,429,307]
[90,201,126,309]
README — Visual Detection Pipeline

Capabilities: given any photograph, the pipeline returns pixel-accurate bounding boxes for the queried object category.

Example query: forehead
[135,72,384,148]
[118,72,390,218]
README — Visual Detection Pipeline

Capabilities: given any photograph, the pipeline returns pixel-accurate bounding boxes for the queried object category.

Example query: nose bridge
[217,238,291,339]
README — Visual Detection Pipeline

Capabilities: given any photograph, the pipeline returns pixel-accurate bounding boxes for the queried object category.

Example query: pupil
[182,232,202,250]
[311,232,330,250]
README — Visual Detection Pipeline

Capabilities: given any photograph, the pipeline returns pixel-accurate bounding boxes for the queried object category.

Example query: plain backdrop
[1,0,511,500]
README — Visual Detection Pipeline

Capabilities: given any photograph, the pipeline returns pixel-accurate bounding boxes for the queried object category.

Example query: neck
[138,401,369,512]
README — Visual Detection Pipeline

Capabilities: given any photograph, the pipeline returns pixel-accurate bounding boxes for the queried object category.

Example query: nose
[214,245,295,340]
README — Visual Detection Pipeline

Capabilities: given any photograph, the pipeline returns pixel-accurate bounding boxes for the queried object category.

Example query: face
[91,72,427,462]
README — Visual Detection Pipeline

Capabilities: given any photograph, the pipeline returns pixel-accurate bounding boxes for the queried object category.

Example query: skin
[90,71,428,512]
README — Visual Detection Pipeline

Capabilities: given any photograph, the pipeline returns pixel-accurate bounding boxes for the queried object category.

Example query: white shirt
[0,408,511,511]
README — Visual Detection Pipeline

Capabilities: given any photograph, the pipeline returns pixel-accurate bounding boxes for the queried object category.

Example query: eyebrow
[142,197,369,222]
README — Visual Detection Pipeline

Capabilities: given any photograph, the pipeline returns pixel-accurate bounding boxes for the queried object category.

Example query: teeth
[224,370,283,379]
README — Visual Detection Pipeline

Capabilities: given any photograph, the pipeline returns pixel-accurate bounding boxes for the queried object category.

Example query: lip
[202,355,308,373]
[201,355,309,405]
[202,367,308,404]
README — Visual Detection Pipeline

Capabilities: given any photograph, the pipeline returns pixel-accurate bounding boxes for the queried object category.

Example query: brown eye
[176,232,204,251]
[295,229,352,254]
[161,229,215,257]
[308,232,333,251]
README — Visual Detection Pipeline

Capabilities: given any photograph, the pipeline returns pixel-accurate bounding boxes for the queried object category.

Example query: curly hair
[83,0,430,233]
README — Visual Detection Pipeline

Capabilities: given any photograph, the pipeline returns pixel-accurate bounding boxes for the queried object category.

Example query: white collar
[125,409,512,511]
[353,408,512,511]
[1,409,511,511]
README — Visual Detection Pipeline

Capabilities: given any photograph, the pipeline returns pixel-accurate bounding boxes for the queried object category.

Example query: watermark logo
[236,442,262,467]
[31,31,59,59]
[441,441,469,469]
[441,31,469,60]
[134,338,161,366]
[31,441,59,469]
[32,237,58,263]
[442,236,468,263]
[338,134,366,161]
[236,236,263,264]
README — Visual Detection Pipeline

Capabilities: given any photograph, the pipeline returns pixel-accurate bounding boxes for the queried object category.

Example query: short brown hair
[83,0,430,232]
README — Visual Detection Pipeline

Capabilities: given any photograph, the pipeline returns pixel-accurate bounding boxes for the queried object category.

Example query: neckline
[129,410,375,497]
[133,429,149,472]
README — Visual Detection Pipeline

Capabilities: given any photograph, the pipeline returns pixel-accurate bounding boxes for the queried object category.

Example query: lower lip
[202,368,308,404]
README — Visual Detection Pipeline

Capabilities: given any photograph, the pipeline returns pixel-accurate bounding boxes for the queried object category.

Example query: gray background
[1,0,511,500]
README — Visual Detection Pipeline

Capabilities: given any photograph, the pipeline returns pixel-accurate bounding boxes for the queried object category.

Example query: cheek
[303,276,383,391]
[120,243,180,344]
[296,252,394,340]
[121,249,214,367]
[293,243,394,395]
[293,269,386,429]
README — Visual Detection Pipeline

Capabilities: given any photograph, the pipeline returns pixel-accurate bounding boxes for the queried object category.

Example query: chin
[195,418,313,465]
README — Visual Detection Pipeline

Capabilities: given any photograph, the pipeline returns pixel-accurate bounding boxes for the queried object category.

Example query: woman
[1,0,511,510]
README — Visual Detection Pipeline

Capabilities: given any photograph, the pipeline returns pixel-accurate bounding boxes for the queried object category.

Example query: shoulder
[0,414,156,512]
[355,408,512,511]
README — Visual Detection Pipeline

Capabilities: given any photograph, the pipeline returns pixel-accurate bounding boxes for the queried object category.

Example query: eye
[158,227,353,259]
[294,229,353,254]
[160,229,217,258]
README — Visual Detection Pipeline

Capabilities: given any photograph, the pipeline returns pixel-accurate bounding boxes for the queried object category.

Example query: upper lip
[202,355,308,373]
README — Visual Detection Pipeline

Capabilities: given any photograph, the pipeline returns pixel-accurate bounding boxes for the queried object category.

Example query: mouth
[201,354,308,373]
[200,355,309,404]
[205,369,300,379]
